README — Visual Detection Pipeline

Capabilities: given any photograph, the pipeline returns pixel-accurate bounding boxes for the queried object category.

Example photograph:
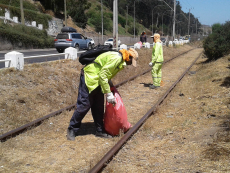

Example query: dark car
[160,37,166,43]
[54,27,92,53]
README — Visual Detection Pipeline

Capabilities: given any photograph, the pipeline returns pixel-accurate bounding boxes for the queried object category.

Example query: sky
[178,0,230,26]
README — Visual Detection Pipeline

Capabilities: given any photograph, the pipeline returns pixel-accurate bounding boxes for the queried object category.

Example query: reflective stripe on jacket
[152,42,163,63]
[83,51,126,94]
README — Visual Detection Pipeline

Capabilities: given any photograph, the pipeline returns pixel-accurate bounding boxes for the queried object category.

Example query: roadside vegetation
[0,0,51,29]
[203,21,230,60]
[0,19,54,49]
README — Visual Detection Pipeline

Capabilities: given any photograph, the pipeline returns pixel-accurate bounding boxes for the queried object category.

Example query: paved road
[0,45,136,69]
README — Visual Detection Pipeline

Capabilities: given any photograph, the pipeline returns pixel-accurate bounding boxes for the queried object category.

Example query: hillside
[0,0,153,50]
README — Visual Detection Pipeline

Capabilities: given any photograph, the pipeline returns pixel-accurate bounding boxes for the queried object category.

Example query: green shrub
[203,22,230,60]
[118,15,126,28]
[67,0,91,29]
[87,10,112,33]
[128,26,139,35]
[0,21,54,49]
[0,0,38,11]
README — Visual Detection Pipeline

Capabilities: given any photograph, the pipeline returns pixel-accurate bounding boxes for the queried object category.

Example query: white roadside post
[144,42,150,48]
[32,21,36,27]
[169,41,173,47]
[13,17,18,23]
[38,24,43,30]
[120,44,127,50]
[5,51,24,70]
[65,47,78,60]
[134,43,140,49]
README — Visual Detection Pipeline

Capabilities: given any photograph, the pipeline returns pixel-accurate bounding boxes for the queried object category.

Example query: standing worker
[149,33,163,89]
[67,48,139,140]
[140,31,147,44]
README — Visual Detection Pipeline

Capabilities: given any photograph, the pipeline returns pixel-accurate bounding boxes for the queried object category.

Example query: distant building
[200,25,212,36]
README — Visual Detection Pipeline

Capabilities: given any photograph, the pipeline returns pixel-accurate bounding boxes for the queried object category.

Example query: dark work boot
[95,131,112,138]
[66,129,76,141]
[149,85,160,89]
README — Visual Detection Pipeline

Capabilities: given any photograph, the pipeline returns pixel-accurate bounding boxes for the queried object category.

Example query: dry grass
[0,43,207,173]
[103,52,230,172]
[0,44,194,134]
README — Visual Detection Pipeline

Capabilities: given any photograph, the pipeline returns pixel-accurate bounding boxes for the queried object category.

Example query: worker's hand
[106,92,116,105]
[149,62,153,67]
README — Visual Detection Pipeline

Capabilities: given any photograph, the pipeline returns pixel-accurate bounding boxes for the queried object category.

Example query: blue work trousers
[68,72,104,134]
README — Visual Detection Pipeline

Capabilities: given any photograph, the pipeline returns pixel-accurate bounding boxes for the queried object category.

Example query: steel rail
[0,48,196,142]
[88,51,203,173]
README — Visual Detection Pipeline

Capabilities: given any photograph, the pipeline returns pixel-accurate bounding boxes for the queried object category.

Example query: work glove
[106,92,116,105]
[149,62,153,67]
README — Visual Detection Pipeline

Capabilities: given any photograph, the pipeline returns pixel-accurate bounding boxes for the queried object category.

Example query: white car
[88,38,95,46]
[104,38,121,47]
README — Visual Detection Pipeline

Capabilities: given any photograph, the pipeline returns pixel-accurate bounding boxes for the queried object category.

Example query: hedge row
[0,3,51,29]
[0,22,54,49]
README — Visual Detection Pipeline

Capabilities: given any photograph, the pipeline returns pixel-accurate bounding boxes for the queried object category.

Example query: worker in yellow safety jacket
[67,48,139,140]
[149,33,164,89]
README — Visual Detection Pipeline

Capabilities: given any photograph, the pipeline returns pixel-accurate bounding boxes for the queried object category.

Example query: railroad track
[89,51,203,173]
[0,48,196,142]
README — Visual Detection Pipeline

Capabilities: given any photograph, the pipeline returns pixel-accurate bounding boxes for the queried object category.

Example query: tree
[39,0,64,14]
[67,0,91,29]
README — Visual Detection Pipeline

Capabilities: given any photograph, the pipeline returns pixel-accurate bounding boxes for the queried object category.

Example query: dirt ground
[0,42,229,172]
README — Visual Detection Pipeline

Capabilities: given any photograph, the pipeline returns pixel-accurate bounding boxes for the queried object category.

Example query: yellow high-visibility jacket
[83,51,126,94]
[152,42,163,63]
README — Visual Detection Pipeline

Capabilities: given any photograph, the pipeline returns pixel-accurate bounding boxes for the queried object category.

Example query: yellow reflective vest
[83,51,126,94]
[152,42,163,63]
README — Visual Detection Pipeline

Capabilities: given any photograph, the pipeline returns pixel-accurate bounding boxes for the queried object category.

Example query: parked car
[104,38,121,47]
[160,37,166,44]
[54,27,92,53]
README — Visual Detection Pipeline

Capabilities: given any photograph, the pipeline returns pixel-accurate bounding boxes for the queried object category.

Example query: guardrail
[24,53,69,59]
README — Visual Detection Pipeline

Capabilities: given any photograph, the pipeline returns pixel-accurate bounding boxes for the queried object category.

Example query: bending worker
[67,48,139,140]
[149,33,164,89]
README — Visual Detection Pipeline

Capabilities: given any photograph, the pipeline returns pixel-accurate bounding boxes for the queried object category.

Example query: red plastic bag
[104,87,132,136]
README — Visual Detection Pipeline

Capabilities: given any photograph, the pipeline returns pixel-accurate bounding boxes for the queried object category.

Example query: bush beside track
[203,21,230,60]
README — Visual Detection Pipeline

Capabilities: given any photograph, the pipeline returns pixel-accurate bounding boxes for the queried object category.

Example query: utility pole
[152,9,153,34]
[64,0,67,26]
[126,5,128,33]
[116,0,118,49]
[172,0,176,40]
[20,0,24,25]
[188,9,190,35]
[113,0,118,49]
[134,0,135,39]
[158,0,175,38]
[196,17,200,34]
[101,0,103,42]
